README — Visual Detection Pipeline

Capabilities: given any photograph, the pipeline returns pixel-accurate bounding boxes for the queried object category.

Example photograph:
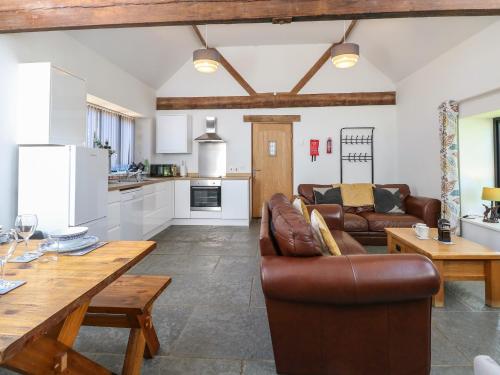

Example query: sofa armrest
[261,254,440,305]
[405,196,441,227]
[306,204,344,231]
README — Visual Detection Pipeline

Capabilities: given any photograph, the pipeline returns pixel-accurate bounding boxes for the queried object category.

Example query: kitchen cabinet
[107,191,121,240]
[174,180,191,218]
[143,181,174,238]
[156,114,192,153]
[17,62,87,146]
[222,180,250,220]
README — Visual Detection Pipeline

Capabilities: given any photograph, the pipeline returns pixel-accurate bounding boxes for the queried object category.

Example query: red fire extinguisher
[310,139,319,162]
[326,137,332,154]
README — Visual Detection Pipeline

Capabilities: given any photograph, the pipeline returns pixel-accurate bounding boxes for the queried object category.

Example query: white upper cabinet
[17,62,87,146]
[156,114,192,154]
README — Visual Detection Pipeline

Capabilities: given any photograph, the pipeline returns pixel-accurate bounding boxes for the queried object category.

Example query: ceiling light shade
[331,43,359,69]
[193,48,220,73]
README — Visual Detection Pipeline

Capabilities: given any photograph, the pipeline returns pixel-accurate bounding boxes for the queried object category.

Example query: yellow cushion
[293,198,310,224]
[310,209,342,256]
[340,183,374,207]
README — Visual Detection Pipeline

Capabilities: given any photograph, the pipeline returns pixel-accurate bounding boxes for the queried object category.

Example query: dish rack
[340,127,375,183]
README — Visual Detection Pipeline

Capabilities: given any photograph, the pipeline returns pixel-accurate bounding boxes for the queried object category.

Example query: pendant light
[193,25,220,73]
[331,21,359,69]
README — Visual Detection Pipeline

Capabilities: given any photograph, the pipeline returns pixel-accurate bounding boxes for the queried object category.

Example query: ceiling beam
[2,1,500,33]
[192,25,257,96]
[290,20,358,94]
[243,115,301,123]
[157,92,396,110]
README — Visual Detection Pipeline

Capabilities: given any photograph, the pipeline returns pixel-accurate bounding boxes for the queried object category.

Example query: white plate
[50,227,88,241]
[41,236,99,253]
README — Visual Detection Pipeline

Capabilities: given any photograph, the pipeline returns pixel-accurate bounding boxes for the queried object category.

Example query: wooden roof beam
[156,91,396,110]
[2,1,500,33]
[192,25,257,96]
[290,20,358,94]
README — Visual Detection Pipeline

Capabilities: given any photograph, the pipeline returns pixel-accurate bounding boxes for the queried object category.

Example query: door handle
[252,169,261,176]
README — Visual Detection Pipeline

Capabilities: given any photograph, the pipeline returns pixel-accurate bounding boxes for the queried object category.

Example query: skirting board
[172,219,250,227]
[143,218,250,240]
[143,220,173,240]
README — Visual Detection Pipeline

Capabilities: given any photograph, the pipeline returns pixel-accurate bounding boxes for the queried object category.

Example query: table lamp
[482,187,500,223]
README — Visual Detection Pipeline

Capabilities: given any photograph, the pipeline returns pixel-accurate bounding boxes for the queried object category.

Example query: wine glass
[15,214,39,256]
[0,229,18,288]
[38,234,59,263]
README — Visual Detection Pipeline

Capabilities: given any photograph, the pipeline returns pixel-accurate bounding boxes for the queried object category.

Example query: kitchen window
[87,104,135,170]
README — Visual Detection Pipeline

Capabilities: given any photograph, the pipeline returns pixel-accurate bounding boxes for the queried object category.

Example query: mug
[412,223,429,239]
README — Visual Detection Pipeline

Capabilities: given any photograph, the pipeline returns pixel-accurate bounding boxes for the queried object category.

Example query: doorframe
[244,115,301,217]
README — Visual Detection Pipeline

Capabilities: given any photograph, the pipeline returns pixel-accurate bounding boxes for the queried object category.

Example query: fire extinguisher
[310,139,319,162]
[327,137,332,154]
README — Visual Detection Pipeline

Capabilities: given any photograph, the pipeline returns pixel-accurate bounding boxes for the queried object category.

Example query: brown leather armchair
[260,195,440,375]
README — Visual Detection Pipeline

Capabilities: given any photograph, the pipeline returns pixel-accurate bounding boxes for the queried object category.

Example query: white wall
[459,117,495,215]
[0,31,156,228]
[396,20,500,198]
[152,44,397,190]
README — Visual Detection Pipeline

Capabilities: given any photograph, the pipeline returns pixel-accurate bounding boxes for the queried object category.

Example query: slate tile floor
[2,222,499,375]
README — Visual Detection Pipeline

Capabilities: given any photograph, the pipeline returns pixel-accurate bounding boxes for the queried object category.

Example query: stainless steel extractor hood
[194,116,225,142]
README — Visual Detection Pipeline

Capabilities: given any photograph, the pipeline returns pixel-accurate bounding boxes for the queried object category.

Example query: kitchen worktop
[108,174,251,191]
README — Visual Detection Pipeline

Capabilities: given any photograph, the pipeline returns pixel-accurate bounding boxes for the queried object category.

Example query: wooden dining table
[0,240,156,374]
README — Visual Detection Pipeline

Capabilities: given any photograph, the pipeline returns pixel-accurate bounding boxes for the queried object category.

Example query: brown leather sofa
[298,183,441,245]
[260,193,440,375]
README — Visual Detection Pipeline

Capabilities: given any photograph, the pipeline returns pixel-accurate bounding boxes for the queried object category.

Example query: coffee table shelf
[386,228,500,307]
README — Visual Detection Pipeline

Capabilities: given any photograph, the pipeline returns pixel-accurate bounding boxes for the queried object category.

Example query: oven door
[190,185,222,211]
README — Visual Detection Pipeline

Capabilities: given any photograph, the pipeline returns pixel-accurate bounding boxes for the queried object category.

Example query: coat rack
[340,127,375,183]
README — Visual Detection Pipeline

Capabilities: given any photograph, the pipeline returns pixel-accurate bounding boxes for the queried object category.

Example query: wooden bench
[82,275,171,375]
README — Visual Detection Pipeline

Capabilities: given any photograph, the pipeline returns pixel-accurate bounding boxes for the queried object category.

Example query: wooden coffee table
[386,228,500,307]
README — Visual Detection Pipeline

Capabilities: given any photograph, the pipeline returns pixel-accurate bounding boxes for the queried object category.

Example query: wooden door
[252,123,293,217]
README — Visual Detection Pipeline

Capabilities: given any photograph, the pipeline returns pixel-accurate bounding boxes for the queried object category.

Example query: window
[495,118,500,187]
[87,104,135,171]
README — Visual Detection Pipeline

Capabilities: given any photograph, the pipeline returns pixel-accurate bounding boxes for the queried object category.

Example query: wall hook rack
[340,127,375,183]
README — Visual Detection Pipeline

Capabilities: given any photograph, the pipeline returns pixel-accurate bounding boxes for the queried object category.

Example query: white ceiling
[68,16,498,89]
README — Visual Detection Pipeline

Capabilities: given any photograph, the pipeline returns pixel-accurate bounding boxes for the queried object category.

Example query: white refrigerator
[18,145,108,239]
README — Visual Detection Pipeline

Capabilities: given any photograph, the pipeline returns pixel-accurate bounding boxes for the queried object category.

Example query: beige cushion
[293,198,310,224]
[310,209,342,256]
[340,183,374,207]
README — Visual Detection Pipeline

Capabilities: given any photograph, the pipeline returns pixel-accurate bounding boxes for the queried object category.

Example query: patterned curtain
[438,100,461,234]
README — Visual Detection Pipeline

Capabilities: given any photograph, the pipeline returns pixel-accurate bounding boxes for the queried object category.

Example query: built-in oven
[190,180,222,211]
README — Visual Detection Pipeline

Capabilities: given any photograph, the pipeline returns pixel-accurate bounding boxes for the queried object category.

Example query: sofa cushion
[344,213,369,232]
[270,195,323,257]
[298,184,331,204]
[340,183,375,207]
[373,187,405,214]
[358,212,424,232]
[331,230,367,255]
[269,193,291,210]
[375,184,411,201]
[313,186,343,205]
[292,198,311,224]
[310,209,342,256]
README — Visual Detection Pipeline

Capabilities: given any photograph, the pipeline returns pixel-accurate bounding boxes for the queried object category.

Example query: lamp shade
[482,187,500,201]
[331,43,359,69]
[193,48,220,73]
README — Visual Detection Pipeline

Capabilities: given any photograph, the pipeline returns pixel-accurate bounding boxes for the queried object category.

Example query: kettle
[437,219,451,243]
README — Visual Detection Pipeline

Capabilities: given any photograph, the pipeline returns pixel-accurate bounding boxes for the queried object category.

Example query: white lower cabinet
[174,180,191,218]
[107,191,121,240]
[222,180,250,220]
[142,181,174,238]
